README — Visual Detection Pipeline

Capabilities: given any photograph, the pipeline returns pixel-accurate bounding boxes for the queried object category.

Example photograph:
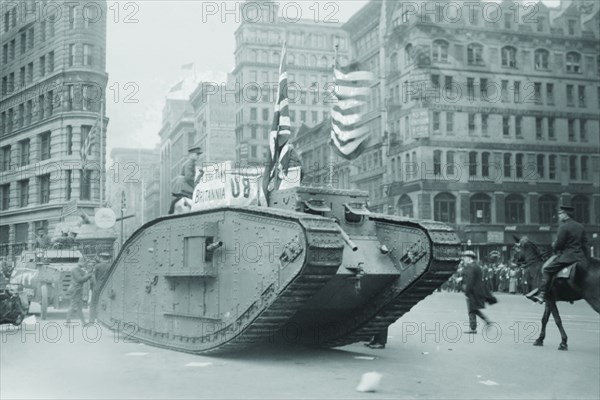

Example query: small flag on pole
[329,62,374,160]
[260,41,292,205]
[80,116,100,162]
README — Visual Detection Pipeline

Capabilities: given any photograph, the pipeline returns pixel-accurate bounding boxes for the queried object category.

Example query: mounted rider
[527,203,589,304]
[168,146,203,214]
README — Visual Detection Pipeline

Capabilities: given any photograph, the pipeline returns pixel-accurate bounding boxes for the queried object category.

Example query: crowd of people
[441,259,535,295]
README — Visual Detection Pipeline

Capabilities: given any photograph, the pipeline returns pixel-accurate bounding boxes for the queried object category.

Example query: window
[250,108,257,121]
[515,116,522,138]
[567,19,577,35]
[501,80,508,102]
[397,195,413,218]
[468,113,476,135]
[40,131,51,160]
[69,44,75,66]
[432,40,448,63]
[446,151,455,175]
[503,153,512,177]
[66,126,73,155]
[537,16,546,32]
[580,119,587,141]
[514,81,521,103]
[504,12,513,29]
[503,116,510,136]
[1,146,10,172]
[41,21,46,41]
[581,156,588,180]
[535,49,549,70]
[480,78,488,99]
[505,194,525,224]
[28,27,34,50]
[481,152,490,177]
[19,179,29,207]
[467,43,484,65]
[39,175,50,204]
[20,139,30,167]
[80,170,92,200]
[250,126,256,139]
[434,193,456,223]
[65,170,72,200]
[548,118,555,139]
[567,85,575,106]
[569,156,577,180]
[48,51,54,73]
[0,184,9,210]
[433,150,441,175]
[568,119,575,141]
[536,118,543,139]
[66,85,74,111]
[516,153,524,178]
[69,5,76,29]
[470,194,491,223]
[546,83,554,105]
[433,111,440,133]
[27,62,33,83]
[572,195,590,224]
[578,86,586,107]
[566,52,581,73]
[501,46,517,68]
[83,44,93,66]
[469,151,477,177]
[534,83,542,104]
[446,111,454,134]
[467,78,475,101]
[405,44,414,66]
[539,195,558,224]
[40,55,46,76]
[549,155,557,179]
[536,154,545,178]
[20,32,26,54]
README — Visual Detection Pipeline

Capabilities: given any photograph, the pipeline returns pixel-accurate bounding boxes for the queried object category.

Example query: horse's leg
[534,304,551,346]
[547,299,568,351]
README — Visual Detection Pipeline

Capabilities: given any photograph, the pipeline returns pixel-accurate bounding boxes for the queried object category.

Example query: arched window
[566,52,581,73]
[470,193,491,223]
[250,50,257,62]
[288,54,295,65]
[538,194,558,224]
[434,193,456,223]
[309,55,317,67]
[467,43,483,65]
[299,54,306,66]
[260,50,269,63]
[319,56,328,68]
[505,194,525,224]
[390,52,399,71]
[572,195,590,224]
[397,195,413,218]
[501,46,517,68]
[405,43,414,66]
[534,49,549,70]
[431,40,448,63]
[272,51,280,64]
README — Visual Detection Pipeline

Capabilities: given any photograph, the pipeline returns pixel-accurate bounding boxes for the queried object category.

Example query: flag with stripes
[329,63,374,160]
[260,41,291,205]
[80,116,100,162]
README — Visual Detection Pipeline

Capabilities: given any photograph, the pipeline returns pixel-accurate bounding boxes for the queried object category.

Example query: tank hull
[97,189,461,354]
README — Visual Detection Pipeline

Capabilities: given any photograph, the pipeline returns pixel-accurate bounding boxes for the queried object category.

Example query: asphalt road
[1,291,599,400]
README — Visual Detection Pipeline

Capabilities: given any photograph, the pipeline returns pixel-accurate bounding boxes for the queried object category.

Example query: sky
[104,0,564,157]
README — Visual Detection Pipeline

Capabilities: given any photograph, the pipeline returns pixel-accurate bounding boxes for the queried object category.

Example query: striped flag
[80,116,100,162]
[329,63,374,160]
[260,41,291,205]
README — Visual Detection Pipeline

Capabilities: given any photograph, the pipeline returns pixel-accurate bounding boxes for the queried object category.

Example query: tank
[95,186,461,354]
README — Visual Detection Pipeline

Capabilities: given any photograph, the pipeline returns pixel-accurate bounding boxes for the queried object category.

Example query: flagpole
[328,44,339,189]
[100,100,104,207]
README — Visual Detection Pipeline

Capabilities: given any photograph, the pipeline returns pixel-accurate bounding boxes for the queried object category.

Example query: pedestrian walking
[89,253,112,322]
[462,251,497,334]
[66,257,92,325]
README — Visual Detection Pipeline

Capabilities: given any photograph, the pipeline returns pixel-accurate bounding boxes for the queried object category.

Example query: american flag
[329,63,374,160]
[261,41,291,205]
[80,116,100,162]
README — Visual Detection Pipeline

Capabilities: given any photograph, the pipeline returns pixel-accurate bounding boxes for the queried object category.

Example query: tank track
[99,207,345,355]
[321,215,460,348]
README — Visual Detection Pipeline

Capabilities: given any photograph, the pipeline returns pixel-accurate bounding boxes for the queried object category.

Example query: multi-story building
[107,147,160,247]
[0,1,109,257]
[296,0,600,260]
[189,76,236,165]
[232,1,350,165]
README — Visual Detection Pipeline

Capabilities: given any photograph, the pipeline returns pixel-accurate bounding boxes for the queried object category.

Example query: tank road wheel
[40,284,49,320]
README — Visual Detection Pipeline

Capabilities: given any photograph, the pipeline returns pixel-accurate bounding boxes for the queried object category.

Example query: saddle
[556,264,577,280]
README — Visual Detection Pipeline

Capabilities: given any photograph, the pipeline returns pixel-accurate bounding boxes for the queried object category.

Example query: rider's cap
[558,205,574,213]
[462,250,476,258]
[188,146,202,154]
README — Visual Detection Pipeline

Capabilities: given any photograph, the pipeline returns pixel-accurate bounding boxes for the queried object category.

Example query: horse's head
[512,237,544,266]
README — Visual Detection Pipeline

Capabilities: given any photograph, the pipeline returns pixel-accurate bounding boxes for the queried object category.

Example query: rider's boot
[527,272,550,303]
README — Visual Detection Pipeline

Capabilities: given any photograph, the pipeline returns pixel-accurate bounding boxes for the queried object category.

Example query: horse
[512,237,600,350]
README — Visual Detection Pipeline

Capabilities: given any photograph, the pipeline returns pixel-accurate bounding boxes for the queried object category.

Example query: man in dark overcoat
[462,250,496,333]
[89,253,112,322]
[527,204,589,303]
[66,257,92,325]
[168,146,203,214]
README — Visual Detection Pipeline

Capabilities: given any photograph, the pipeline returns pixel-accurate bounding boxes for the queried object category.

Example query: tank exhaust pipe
[339,228,358,252]
[206,241,224,252]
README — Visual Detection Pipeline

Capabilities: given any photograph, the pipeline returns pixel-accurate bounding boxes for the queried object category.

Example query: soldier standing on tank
[89,253,112,322]
[168,146,203,214]
[66,257,92,325]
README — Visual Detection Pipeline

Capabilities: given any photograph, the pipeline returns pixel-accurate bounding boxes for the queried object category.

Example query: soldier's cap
[462,250,476,258]
[188,146,202,154]
[558,205,574,213]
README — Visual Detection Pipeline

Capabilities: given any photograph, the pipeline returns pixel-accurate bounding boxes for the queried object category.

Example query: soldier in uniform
[462,250,496,334]
[89,253,112,322]
[168,146,203,214]
[66,257,93,325]
[527,204,589,304]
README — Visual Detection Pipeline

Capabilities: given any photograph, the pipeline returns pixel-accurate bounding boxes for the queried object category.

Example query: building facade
[232,1,350,165]
[295,0,600,260]
[0,1,109,257]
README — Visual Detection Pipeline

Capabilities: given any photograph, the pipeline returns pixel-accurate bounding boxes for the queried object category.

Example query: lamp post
[120,190,126,248]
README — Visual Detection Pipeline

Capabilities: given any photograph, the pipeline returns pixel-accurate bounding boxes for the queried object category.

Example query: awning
[344,203,371,216]
[303,200,331,213]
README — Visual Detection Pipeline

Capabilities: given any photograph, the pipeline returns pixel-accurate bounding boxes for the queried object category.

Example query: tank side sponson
[321,214,461,347]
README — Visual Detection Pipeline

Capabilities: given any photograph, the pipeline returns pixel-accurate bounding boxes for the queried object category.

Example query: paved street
[2,292,599,400]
